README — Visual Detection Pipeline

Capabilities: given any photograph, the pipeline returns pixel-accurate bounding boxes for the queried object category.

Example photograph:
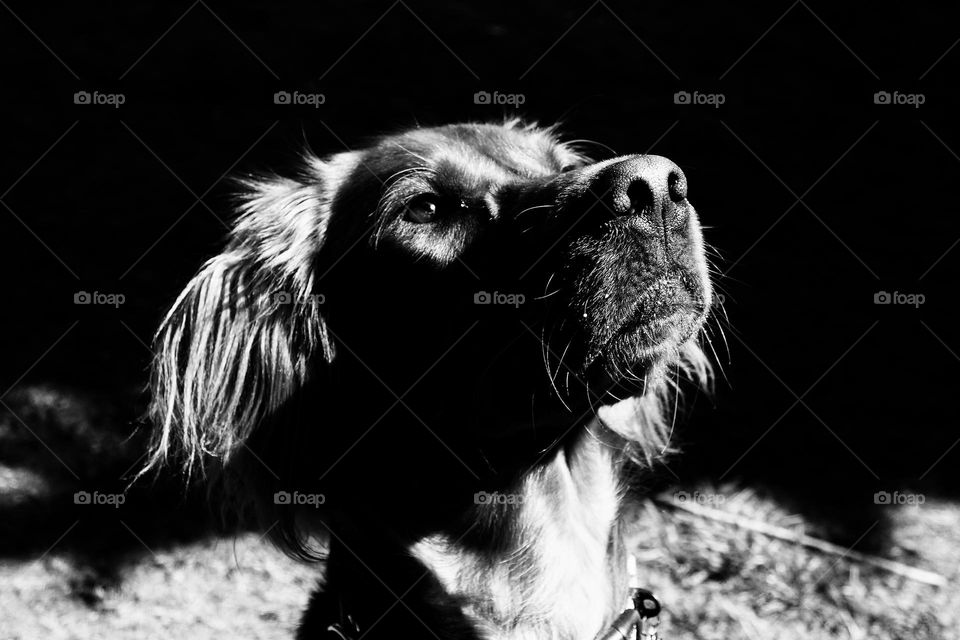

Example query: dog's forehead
[373,122,568,178]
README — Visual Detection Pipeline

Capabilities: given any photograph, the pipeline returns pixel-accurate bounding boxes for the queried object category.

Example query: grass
[2,485,956,639]
[1,386,958,639]
[627,486,960,640]
[0,534,318,640]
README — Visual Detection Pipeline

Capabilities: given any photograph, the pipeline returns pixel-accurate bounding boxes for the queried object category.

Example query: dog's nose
[600,155,688,230]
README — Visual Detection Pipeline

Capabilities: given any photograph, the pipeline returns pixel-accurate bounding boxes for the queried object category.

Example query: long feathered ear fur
[142,162,333,482]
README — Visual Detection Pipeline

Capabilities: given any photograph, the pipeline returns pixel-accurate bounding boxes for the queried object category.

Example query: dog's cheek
[565,233,660,350]
[386,218,481,268]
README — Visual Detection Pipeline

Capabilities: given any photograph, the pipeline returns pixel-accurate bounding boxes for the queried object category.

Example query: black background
[1,0,958,545]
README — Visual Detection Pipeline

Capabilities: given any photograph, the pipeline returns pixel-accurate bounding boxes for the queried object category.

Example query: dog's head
[145,120,712,522]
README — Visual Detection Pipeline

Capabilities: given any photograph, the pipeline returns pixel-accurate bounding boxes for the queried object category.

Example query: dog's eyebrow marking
[382,165,436,185]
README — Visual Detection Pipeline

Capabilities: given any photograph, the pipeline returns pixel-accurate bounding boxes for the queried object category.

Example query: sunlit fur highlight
[140,120,714,640]
[143,173,334,481]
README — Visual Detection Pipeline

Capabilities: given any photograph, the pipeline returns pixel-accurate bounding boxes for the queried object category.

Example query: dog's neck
[410,418,627,640]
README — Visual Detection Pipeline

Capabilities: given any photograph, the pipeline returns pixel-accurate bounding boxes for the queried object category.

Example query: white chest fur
[410,420,623,640]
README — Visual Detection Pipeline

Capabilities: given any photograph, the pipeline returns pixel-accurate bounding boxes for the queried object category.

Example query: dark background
[1,0,957,554]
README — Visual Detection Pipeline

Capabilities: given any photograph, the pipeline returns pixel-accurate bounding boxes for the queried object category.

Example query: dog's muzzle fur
[142,120,713,640]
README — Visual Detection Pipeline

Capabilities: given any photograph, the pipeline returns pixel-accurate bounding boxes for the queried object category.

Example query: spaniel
[143,120,712,640]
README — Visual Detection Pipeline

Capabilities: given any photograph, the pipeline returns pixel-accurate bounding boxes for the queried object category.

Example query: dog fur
[142,120,713,640]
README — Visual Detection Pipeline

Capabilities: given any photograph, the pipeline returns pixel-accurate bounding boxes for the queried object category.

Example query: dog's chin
[586,307,705,400]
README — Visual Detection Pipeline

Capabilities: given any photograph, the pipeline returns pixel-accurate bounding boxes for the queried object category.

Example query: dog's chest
[411,426,623,640]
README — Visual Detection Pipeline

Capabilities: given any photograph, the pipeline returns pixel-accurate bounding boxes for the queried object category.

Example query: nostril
[626,180,654,217]
[667,171,687,203]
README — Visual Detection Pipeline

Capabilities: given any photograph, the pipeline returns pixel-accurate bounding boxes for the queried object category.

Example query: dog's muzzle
[500,154,710,386]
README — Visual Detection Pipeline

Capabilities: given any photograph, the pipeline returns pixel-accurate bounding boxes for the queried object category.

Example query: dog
[143,119,713,639]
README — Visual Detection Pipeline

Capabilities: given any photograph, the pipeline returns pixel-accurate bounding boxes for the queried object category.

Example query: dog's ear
[144,165,334,479]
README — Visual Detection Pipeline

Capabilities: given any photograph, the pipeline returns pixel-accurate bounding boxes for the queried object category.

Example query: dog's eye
[404,195,439,224]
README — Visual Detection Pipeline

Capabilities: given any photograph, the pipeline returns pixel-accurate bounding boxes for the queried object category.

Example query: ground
[2,493,957,639]
[0,535,316,640]
[627,490,960,640]
[1,386,957,640]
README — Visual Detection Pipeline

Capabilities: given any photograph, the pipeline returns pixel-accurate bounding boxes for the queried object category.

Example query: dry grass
[627,486,960,640]
[1,387,958,639]
[2,484,957,639]
[0,534,318,640]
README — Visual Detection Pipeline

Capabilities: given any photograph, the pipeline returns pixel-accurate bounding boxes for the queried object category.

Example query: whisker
[564,138,617,159]
[534,272,562,301]
[383,166,431,185]
[555,338,572,392]
[702,331,729,386]
[534,289,562,301]
[542,325,571,412]
[515,203,555,220]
